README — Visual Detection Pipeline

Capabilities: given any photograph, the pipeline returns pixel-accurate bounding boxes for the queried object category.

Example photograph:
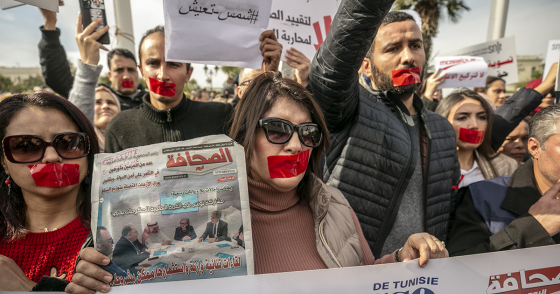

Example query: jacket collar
[307,174,333,223]
[501,159,541,216]
[358,76,426,123]
[140,93,192,123]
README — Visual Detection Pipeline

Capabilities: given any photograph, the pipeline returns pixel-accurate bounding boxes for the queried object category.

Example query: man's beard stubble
[371,63,420,102]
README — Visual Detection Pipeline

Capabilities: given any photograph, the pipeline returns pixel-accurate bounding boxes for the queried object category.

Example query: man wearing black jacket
[112,224,150,271]
[38,6,145,110]
[308,0,460,258]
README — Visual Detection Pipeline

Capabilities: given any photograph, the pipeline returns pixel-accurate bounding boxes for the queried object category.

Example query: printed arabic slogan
[163,0,273,68]
[433,56,488,88]
[102,244,560,294]
[267,0,338,62]
[443,36,519,85]
[91,135,253,287]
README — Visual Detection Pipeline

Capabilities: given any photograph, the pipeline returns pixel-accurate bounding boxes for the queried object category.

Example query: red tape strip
[391,67,421,87]
[121,80,134,88]
[267,149,310,179]
[27,164,80,187]
[148,77,176,97]
[458,128,485,144]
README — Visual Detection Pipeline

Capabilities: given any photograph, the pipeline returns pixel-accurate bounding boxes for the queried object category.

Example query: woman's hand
[75,13,109,66]
[286,47,310,87]
[399,233,448,267]
[424,68,446,100]
[182,236,191,241]
[0,255,36,291]
[65,248,112,294]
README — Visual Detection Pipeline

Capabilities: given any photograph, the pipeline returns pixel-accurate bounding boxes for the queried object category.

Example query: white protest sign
[104,244,560,294]
[543,40,560,81]
[433,56,488,88]
[444,36,519,84]
[164,0,273,69]
[0,0,58,11]
[267,0,337,62]
[0,0,23,10]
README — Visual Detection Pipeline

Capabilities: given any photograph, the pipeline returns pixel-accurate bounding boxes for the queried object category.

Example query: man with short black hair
[308,0,460,258]
[448,104,560,256]
[104,26,282,153]
[199,211,229,243]
[112,224,149,271]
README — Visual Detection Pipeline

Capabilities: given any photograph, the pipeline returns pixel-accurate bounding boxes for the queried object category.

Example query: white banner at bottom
[104,244,560,294]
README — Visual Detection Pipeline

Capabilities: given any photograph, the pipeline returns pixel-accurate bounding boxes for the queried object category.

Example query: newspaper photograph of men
[91,135,252,286]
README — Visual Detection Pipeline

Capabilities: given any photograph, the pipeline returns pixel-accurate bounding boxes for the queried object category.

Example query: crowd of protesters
[1,0,559,292]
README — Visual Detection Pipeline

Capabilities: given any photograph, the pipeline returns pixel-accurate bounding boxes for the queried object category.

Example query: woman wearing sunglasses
[66,73,447,294]
[0,92,99,291]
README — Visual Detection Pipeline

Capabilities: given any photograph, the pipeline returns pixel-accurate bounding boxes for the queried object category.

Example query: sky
[0,0,558,88]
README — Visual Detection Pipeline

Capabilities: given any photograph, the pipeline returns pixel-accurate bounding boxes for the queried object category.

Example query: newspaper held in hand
[91,135,253,286]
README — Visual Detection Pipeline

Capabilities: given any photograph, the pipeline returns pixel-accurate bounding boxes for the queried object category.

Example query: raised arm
[38,4,74,98]
[308,0,394,132]
[492,63,558,150]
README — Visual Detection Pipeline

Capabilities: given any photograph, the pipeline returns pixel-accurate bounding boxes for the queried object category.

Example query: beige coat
[307,175,363,268]
[476,152,519,180]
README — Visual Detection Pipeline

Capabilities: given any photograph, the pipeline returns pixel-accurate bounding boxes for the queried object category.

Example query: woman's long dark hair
[0,93,100,241]
[435,89,495,160]
[228,72,330,198]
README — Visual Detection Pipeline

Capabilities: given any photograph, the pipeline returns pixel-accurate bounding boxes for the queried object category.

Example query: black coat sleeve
[447,190,555,256]
[174,227,182,241]
[38,27,74,98]
[491,87,543,150]
[307,0,394,133]
[188,226,197,240]
[216,222,228,241]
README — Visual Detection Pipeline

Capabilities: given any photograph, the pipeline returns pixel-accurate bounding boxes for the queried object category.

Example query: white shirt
[144,231,171,249]
[459,159,485,189]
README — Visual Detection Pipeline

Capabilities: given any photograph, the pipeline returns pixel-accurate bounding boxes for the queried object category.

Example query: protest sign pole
[487,0,509,41]
[556,50,560,104]
[113,0,135,56]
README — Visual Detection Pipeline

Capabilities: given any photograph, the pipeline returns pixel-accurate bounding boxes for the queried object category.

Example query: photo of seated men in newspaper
[91,135,253,286]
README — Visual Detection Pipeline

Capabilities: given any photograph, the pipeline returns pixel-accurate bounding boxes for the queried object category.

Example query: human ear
[527,137,541,159]
[361,58,373,79]
[137,64,144,78]
[185,66,193,83]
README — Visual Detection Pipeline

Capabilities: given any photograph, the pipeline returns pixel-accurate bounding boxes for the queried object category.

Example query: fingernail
[89,290,95,294]
[104,275,112,283]
[101,284,110,292]
[102,258,110,265]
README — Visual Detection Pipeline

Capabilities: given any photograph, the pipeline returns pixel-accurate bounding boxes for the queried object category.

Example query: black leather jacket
[308,0,460,257]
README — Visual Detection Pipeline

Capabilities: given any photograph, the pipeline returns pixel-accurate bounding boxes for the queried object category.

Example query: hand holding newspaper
[91,135,253,286]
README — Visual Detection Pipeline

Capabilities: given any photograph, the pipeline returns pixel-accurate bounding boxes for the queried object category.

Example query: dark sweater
[105,94,233,153]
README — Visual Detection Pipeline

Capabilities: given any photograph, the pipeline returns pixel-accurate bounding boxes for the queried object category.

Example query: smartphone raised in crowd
[78,0,110,44]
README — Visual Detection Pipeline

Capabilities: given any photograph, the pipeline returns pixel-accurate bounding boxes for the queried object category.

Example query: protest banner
[543,40,560,83]
[163,0,273,69]
[100,244,560,294]
[0,0,58,11]
[433,56,488,88]
[91,135,253,286]
[444,36,519,85]
[267,0,337,61]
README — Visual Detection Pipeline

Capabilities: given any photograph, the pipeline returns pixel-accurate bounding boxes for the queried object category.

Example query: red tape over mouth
[267,149,310,179]
[458,128,485,144]
[148,77,176,97]
[391,67,421,87]
[121,80,134,88]
[28,164,81,187]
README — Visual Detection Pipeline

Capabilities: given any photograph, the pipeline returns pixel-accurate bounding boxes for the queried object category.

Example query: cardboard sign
[0,0,58,11]
[433,56,488,88]
[443,36,519,84]
[543,40,560,82]
[163,0,273,69]
[104,244,560,294]
[267,0,337,62]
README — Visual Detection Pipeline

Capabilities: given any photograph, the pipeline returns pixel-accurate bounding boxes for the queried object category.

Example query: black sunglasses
[257,118,322,148]
[2,132,90,164]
